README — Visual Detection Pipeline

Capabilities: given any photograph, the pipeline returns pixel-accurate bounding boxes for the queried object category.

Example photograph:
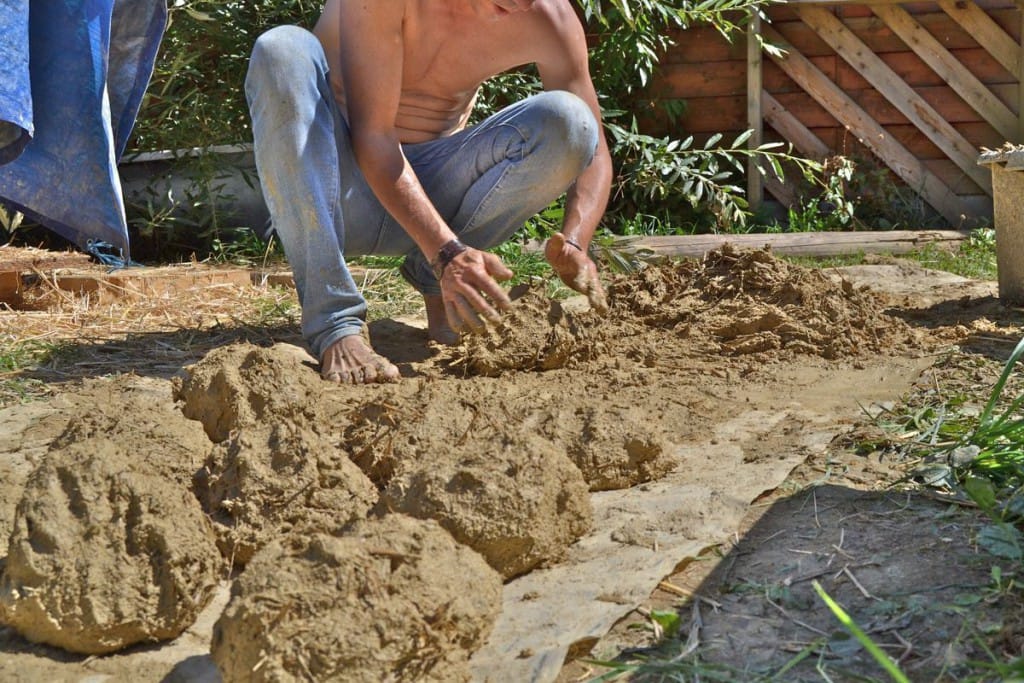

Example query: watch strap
[431,239,468,280]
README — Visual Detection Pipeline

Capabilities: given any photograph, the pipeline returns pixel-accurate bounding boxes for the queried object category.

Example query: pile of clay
[212,516,501,683]
[0,381,222,654]
[458,244,920,375]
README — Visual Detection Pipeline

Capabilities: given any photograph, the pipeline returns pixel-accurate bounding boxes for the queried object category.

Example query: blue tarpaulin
[0,0,166,261]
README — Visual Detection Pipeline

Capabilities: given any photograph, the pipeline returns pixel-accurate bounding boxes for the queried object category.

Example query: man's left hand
[544,232,609,315]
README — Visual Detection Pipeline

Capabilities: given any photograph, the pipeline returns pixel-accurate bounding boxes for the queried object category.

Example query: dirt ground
[0,245,1021,682]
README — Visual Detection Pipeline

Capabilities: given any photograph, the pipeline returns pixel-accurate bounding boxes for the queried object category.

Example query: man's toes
[323,370,343,384]
[374,359,400,382]
[359,365,377,384]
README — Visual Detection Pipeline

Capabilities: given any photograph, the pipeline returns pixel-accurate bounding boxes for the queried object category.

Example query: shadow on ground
[581,484,1020,682]
[12,316,438,390]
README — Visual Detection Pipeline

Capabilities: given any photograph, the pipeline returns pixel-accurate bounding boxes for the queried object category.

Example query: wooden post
[747,12,764,210]
[1018,0,1024,142]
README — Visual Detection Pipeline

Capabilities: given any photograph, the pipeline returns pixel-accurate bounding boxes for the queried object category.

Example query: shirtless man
[245,0,611,383]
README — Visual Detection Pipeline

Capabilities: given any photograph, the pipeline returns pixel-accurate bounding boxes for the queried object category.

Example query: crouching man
[245,0,611,383]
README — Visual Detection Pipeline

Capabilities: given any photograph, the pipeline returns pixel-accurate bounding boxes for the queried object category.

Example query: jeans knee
[246,26,323,95]
[531,91,599,178]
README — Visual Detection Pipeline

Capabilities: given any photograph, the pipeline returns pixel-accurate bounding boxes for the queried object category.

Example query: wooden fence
[649,0,1023,227]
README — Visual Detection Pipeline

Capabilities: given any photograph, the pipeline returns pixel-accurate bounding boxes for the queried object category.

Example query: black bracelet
[564,237,584,252]
[431,239,468,280]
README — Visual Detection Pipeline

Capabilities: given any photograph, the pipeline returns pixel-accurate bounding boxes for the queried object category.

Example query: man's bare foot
[320,330,400,384]
[424,294,460,346]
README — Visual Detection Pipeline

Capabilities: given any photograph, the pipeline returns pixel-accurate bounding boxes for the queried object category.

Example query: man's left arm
[536,0,612,313]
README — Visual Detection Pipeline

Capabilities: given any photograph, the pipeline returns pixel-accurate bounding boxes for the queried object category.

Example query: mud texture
[51,377,212,487]
[378,430,592,579]
[211,515,502,683]
[0,434,221,654]
[173,342,323,443]
[195,417,379,567]
[459,245,918,375]
[0,247,970,678]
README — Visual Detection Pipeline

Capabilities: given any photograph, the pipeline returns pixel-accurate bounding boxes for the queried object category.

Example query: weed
[813,581,910,683]
[0,337,64,405]
[913,229,997,281]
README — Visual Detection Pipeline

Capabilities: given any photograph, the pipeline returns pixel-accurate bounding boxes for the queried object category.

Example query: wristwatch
[431,239,468,280]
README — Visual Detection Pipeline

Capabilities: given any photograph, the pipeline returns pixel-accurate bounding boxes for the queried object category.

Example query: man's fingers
[445,293,488,334]
[484,252,514,282]
[587,277,609,315]
[471,276,511,314]
[460,291,496,331]
[444,299,466,334]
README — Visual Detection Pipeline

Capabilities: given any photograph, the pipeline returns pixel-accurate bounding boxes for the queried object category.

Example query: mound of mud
[327,381,593,579]
[459,290,604,376]
[378,433,592,580]
[455,245,917,375]
[211,515,501,683]
[540,402,673,492]
[0,439,221,654]
[195,417,378,566]
[49,377,213,488]
[173,343,323,442]
[336,374,679,495]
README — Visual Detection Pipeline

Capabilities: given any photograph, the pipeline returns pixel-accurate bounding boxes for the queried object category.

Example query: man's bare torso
[314,0,556,143]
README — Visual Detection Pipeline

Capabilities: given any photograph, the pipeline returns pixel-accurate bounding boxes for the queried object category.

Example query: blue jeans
[245,25,598,360]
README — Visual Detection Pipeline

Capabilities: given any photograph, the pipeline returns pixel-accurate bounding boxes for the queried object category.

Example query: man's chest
[399,15,533,94]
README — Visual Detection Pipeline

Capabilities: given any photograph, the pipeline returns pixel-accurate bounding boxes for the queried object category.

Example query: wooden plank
[1019,6,1024,140]
[657,62,748,98]
[763,91,832,158]
[871,3,1017,140]
[797,5,992,195]
[764,9,1022,56]
[937,0,1021,79]
[767,82,1015,126]
[762,24,965,225]
[763,172,798,206]
[748,13,765,210]
[663,26,745,63]
[607,230,968,258]
[833,48,1016,90]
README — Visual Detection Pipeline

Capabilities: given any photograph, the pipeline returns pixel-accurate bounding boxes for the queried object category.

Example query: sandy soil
[0,246,1019,682]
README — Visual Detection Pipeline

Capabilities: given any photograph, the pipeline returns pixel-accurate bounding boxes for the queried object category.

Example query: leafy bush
[131,1,321,152]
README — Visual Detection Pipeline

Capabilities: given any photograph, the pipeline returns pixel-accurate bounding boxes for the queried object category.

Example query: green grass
[911,228,997,280]
[0,338,64,405]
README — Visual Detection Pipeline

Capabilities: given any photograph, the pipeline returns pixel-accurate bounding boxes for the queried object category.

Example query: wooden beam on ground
[796,5,992,195]
[871,3,1017,142]
[0,248,94,308]
[605,230,968,259]
[937,0,1021,81]
[762,25,965,226]
[0,260,385,309]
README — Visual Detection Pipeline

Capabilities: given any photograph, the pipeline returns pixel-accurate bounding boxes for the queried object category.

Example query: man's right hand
[439,247,513,335]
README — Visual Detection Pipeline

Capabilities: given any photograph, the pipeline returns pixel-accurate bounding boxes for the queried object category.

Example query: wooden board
[607,230,969,258]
